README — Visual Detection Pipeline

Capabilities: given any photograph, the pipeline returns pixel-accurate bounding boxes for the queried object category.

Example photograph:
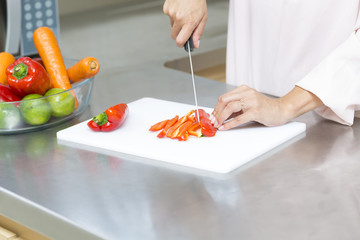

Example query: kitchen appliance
[57,98,306,175]
[0,0,60,57]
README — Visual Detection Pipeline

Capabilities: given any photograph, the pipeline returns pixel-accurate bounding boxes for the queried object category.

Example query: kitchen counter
[2,1,360,240]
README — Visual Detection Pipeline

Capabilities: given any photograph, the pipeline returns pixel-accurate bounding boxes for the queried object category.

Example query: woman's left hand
[211,85,324,130]
[211,85,290,130]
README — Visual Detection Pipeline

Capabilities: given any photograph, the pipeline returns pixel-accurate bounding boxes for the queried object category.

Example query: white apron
[227,0,360,125]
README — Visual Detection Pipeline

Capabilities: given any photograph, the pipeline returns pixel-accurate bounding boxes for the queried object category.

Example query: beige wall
[58,0,161,16]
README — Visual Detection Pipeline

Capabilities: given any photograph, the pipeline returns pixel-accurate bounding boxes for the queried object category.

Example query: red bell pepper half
[195,109,217,137]
[6,57,51,97]
[87,103,129,132]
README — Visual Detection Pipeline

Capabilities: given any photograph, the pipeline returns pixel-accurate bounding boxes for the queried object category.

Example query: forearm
[280,85,324,120]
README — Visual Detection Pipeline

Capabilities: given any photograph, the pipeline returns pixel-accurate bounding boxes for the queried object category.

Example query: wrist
[279,86,324,120]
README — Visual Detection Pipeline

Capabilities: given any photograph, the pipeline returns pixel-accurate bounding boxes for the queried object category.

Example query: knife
[184,35,200,122]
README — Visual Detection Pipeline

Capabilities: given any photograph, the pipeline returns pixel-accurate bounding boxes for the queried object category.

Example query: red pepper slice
[6,57,51,97]
[87,103,129,132]
[157,129,166,138]
[149,119,168,131]
[188,122,202,137]
[171,121,192,139]
[0,83,21,102]
[185,110,195,121]
[177,133,189,141]
[164,115,179,131]
[195,109,217,137]
[166,115,187,138]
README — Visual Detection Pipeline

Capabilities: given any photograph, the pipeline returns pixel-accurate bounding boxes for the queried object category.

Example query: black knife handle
[184,35,194,52]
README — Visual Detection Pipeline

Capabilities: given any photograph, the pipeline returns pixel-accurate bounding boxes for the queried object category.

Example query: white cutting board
[57,98,306,174]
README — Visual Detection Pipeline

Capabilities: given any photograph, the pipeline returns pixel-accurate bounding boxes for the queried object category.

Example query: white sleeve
[296,31,360,126]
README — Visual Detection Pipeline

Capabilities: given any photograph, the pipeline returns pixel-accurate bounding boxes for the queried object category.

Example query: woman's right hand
[163,0,208,49]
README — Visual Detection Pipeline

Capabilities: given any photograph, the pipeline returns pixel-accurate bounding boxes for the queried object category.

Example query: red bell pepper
[0,83,21,102]
[6,57,51,97]
[195,109,217,137]
[87,103,129,132]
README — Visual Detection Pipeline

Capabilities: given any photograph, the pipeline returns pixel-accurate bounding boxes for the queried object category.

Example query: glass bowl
[0,59,94,135]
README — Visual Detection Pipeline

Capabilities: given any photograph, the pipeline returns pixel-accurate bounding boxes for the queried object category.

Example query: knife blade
[185,35,200,122]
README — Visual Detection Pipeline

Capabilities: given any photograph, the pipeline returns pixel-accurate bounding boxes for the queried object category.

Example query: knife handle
[184,35,194,52]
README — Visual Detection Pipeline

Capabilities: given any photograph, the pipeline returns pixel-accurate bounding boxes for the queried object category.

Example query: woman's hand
[163,0,208,48]
[211,85,324,130]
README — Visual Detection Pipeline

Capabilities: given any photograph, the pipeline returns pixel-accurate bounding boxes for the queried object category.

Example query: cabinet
[0,215,49,240]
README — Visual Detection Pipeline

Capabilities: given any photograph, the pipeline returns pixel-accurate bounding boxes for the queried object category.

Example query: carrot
[33,27,78,107]
[0,52,15,85]
[67,57,100,82]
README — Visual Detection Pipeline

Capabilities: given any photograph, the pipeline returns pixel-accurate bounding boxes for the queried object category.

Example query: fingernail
[212,118,217,126]
[218,125,224,131]
[209,114,214,121]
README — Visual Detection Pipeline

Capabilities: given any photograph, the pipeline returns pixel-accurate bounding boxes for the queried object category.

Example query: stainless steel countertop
[1,63,360,240]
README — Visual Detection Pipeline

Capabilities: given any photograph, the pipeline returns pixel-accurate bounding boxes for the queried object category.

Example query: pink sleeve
[296,31,360,125]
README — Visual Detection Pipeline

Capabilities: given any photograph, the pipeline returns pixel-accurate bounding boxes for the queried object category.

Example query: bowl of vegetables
[0,58,97,134]
[0,27,99,134]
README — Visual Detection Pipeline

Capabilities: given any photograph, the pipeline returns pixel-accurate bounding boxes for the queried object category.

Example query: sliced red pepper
[164,115,178,131]
[157,129,166,138]
[166,110,195,138]
[187,114,195,123]
[6,57,51,97]
[87,103,129,132]
[185,110,195,120]
[195,109,217,137]
[166,115,187,138]
[178,133,189,141]
[171,121,192,139]
[188,122,202,137]
[149,119,168,131]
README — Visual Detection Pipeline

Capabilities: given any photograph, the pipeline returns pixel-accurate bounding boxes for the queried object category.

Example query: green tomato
[44,88,75,117]
[20,94,52,125]
[0,102,21,129]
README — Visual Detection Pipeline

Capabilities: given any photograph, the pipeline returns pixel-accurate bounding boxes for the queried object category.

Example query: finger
[192,16,207,48]
[218,112,254,131]
[171,21,183,41]
[176,23,196,47]
[212,85,252,119]
[212,90,245,122]
[228,110,243,120]
[162,1,169,15]
[214,100,244,128]
[169,18,174,27]
[211,110,243,127]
